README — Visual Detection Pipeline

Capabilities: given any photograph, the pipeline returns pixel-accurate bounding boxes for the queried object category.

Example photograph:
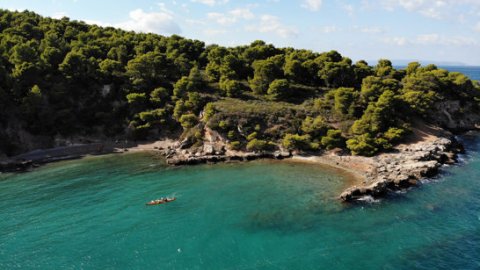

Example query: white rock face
[101,85,111,97]
[340,137,461,202]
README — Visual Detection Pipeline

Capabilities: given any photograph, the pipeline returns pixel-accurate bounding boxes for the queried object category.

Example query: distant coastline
[395,65,480,81]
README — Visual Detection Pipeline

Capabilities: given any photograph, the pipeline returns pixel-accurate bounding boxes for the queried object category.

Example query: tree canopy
[0,9,479,157]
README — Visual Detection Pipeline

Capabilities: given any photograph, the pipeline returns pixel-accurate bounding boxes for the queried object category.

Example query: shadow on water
[239,196,354,234]
[243,207,321,234]
[391,228,480,270]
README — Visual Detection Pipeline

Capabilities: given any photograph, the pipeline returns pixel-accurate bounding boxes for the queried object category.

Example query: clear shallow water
[1,137,480,269]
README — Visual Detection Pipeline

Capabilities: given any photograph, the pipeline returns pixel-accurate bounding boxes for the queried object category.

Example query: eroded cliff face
[0,123,54,159]
[432,101,480,131]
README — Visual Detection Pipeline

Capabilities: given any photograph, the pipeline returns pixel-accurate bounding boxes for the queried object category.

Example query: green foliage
[150,87,169,104]
[229,141,242,150]
[334,87,359,117]
[406,62,421,76]
[99,59,123,77]
[346,134,378,156]
[301,116,326,136]
[352,90,398,135]
[247,132,258,141]
[360,76,400,103]
[383,127,406,143]
[220,54,245,80]
[374,137,392,151]
[353,60,374,87]
[138,109,166,123]
[218,120,228,129]
[126,93,147,104]
[267,79,290,101]
[284,59,304,82]
[179,113,198,129]
[203,103,216,122]
[321,129,345,150]
[282,134,315,151]
[246,139,275,152]
[249,57,283,95]
[0,9,478,156]
[205,46,228,81]
[219,77,242,97]
[187,66,204,91]
[401,90,436,115]
[185,92,202,111]
[30,84,42,97]
[130,122,152,139]
[173,76,189,99]
[10,42,38,65]
[21,84,43,118]
[400,69,445,115]
[126,51,172,90]
[375,59,394,77]
[59,51,92,80]
[318,58,355,88]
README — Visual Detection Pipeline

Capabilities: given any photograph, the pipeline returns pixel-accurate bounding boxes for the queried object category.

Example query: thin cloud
[96,9,182,35]
[207,8,254,26]
[375,0,480,20]
[302,0,323,11]
[191,0,229,6]
[383,36,408,46]
[246,15,298,38]
[319,25,340,33]
[383,34,478,46]
[204,28,227,36]
[116,9,181,35]
[52,11,68,19]
[475,22,480,32]
[342,4,354,16]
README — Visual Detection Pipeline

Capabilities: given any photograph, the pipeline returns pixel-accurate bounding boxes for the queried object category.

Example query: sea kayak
[146,197,176,205]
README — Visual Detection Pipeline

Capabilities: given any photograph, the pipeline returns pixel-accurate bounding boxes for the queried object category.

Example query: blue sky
[1,0,480,65]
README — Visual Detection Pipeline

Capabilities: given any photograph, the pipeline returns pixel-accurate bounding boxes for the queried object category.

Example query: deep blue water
[1,135,480,269]
[439,66,480,80]
[395,65,480,80]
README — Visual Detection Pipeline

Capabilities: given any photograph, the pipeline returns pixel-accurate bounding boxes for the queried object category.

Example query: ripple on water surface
[0,145,480,269]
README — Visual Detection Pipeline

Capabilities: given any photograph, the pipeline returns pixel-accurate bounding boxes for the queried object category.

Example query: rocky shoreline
[164,146,292,166]
[0,142,128,173]
[161,131,466,202]
[0,132,468,204]
[338,136,463,201]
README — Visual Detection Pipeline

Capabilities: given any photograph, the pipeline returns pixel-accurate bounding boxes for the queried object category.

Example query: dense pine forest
[1,9,479,157]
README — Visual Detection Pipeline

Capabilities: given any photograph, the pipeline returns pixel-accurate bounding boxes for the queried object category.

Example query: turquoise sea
[1,134,480,269]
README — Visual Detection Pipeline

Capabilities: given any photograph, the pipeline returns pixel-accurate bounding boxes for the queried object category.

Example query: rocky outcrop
[0,159,35,172]
[166,143,291,165]
[0,143,116,172]
[432,101,480,131]
[339,137,463,202]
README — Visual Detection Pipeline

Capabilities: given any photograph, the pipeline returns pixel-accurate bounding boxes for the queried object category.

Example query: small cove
[1,137,480,269]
